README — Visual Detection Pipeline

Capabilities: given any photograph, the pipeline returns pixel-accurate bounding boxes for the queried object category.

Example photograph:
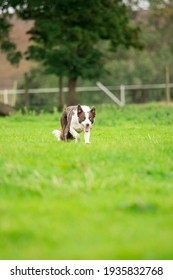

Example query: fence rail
[0,83,172,106]
[1,83,173,95]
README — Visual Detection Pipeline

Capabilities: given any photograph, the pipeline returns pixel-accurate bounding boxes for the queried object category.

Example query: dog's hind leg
[60,110,68,141]
[52,111,68,142]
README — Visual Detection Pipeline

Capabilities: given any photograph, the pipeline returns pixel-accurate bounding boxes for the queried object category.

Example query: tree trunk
[68,77,77,105]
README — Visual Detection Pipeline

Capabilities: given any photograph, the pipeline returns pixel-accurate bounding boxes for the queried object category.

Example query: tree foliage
[0,0,142,105]
[0,12,21,64]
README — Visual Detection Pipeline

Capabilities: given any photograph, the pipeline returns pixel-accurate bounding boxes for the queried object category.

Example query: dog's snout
[86,123,90,127]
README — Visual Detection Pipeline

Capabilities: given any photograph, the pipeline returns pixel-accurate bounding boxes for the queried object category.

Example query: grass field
[0,103,173,260]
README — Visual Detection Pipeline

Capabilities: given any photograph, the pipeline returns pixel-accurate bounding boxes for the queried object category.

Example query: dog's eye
[80,117,85,122]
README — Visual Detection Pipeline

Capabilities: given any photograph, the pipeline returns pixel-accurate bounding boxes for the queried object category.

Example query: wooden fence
[0,82,172,107]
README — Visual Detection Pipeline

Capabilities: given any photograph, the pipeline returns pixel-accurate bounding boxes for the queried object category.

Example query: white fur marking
[52,130,61,141]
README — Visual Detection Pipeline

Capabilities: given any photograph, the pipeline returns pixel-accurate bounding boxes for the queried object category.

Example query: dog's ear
[77,104,83,116]
[90,106,96,118]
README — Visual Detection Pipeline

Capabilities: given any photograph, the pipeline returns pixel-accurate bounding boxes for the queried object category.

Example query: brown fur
[60,106,76,141]
[77,105,86,124]
[89,107,96,123]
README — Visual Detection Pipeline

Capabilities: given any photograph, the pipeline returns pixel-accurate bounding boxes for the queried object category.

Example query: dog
[52,105,96,144]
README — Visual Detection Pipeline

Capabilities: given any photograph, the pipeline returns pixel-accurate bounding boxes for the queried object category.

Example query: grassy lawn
[0,103,173,260]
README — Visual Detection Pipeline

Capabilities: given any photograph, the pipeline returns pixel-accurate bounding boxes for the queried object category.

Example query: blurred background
[0,0,173,112]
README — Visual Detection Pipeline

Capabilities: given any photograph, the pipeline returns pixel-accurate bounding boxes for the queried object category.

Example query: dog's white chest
[70,112,83,133]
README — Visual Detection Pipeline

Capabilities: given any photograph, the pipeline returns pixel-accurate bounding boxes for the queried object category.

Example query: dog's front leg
[84,131,90,144]
[70,128,80,143]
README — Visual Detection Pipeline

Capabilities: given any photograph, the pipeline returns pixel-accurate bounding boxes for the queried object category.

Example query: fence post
[97,81,123,106]
[3,89,9,104]
[58,75,64,111]
[120,85,125,106]
[24,73,29,110]
[12,80,18,106]
[165,66,171,103]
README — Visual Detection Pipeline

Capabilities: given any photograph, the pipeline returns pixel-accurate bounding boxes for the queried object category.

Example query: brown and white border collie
[52,105,96,144]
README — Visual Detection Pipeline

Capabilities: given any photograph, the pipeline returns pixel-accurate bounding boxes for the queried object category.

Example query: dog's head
[77,105,96,133]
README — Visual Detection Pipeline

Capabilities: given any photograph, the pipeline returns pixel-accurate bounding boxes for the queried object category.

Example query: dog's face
[77,105,96,133]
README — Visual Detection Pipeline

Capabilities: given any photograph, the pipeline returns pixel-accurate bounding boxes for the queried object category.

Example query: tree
[0,0,142,105]
[0,12,21,65]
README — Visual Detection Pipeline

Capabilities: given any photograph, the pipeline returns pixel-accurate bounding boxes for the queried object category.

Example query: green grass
[0,103,173,260]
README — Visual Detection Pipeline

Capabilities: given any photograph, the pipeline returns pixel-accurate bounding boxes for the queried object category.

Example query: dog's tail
[52,130,61,141]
